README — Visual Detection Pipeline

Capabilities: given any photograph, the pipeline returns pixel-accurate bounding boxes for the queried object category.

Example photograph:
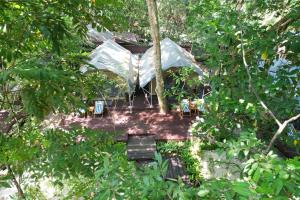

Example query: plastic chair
[180,99,191,118]
[94,101,104,117]
[197,99,206,113]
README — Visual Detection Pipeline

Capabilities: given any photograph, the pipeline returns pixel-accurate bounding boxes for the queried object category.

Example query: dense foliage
[0,0,299,199]
[189,0,300,154]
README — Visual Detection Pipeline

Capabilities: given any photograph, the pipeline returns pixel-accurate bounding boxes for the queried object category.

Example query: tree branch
[239,29,300,154]
[272,6,300,34]
[1,112,27,135]
[7,165,26,199]
[240,32,281,127]
[266,113,300,152]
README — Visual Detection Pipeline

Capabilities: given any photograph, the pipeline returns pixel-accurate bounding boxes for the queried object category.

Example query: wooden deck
[63,95,195,141]
[64,109,194,141]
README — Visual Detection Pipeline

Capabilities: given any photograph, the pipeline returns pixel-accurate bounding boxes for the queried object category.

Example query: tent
[80,37,204,109]
[139,38,203,88]
[80,39,138,95]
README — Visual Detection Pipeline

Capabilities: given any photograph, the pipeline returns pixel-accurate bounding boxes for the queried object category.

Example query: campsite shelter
[139,38,203,98]
[80,40,138,109]
[82,28,204,109]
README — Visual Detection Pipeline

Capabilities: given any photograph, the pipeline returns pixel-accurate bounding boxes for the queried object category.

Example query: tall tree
[146,0,168,114]
[0,1,126,197]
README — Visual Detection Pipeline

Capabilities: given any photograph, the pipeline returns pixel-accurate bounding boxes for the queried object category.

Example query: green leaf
[155,152,162,165]
[0,181,11,188]
[197,189,209,197]
[274,179,284,195]
[251,163,258,171]
[252,169,261,183]
[232,182,252,197]
[143,176,149,186]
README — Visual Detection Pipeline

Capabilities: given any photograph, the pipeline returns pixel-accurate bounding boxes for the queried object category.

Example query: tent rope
[128,91,136,113]
[141,86,153,108]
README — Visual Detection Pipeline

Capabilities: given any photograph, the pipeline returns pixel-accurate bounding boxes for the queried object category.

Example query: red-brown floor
[64,96,195,141]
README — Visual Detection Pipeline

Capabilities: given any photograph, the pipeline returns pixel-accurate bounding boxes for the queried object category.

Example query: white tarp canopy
[86,25,139,44]
[80,37,204,93]
[80,39,138,94]
[139,38,204,88]
[86,25,114,43]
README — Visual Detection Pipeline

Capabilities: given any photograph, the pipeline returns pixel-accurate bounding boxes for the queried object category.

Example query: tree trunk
[146,0,168,114]
[7,165,25,199]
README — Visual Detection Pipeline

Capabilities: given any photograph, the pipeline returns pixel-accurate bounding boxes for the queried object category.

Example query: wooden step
[128,146,156,152]
[127,143,156,148]
[127,135,155,142]
[128,152,156,160]
[127,135,157,161]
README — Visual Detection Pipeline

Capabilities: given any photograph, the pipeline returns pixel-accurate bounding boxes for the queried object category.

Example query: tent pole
[141,87,152,108]
[129,93,133,113]
[150,81,153,108]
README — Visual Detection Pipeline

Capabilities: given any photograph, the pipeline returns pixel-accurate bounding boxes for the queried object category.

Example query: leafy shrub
[243,153,300,198]
[217,130,263,160]
[72,153,199,200]
[157,141,203,181]
[164,67,204,103]
[0,124,126,195]
[198,152,300,199]
[198,179,257,199]
[157,141,185,154]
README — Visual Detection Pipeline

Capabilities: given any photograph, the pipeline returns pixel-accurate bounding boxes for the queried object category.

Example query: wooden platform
[165,156,189,183]
[127,135,156,160]
[63,95,193,141]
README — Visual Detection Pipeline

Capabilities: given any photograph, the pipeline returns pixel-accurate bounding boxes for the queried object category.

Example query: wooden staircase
[126,135,190,184]
[127,135,156,160]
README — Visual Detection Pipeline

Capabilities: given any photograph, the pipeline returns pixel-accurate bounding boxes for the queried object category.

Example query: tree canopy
[0,0,299,199]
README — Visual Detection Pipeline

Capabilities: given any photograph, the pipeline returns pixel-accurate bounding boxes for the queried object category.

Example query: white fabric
[87,25,138,43]
[87,25,114,43]
[80,37,204,94]
[80,40,138,94]
[139,38,204,87]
